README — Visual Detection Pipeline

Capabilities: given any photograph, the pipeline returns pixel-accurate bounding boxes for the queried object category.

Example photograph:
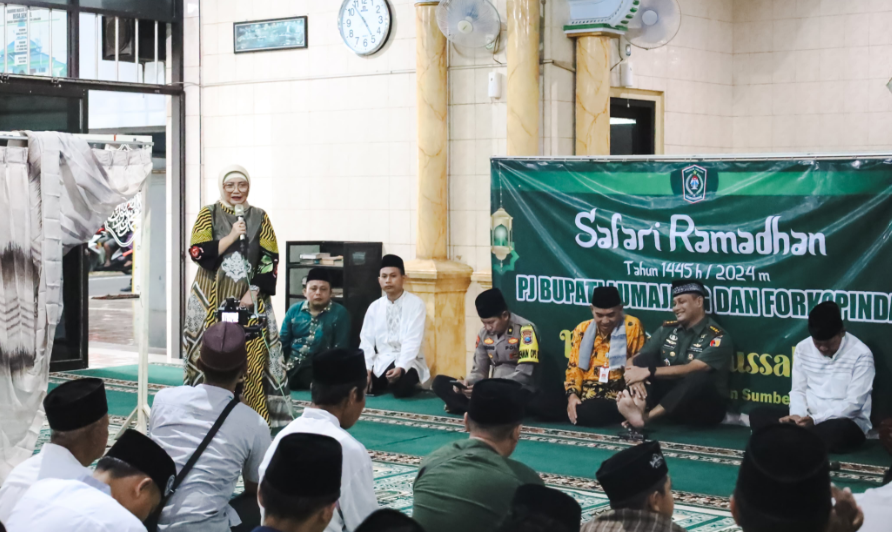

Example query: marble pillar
[506,0,540,156]
[575,34,612,155]
[407,1,472,380]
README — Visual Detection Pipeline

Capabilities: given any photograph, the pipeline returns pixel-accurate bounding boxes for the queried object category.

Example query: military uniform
[632,315,733,426]
[432,313,541,414]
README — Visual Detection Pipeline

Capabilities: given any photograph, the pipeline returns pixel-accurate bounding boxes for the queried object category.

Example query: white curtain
[0,132,152,483]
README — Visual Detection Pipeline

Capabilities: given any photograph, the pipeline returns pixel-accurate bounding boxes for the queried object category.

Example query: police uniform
[631,280,733,426]
[432,289,542,415]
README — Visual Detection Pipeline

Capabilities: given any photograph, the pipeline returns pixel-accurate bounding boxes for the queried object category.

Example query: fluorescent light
[610,117,637,125]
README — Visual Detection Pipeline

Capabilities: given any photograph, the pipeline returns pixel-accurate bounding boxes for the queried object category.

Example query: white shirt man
[749,302,875,454]
[260,348,378,532]
[0,378,110,523]
[359,254,429,398]
[260,408,377,532]
[6,477,146,532]
[148,383,271,532]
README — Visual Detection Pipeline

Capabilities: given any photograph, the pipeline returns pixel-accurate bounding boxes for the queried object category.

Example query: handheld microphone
[234,205,246,241]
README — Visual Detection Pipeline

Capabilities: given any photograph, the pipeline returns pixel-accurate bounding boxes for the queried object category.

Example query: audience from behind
[355,509,425,532]
[499,484,582,532]
[583,441,682,532]
[148,322,272,532]
[412,378,544,532]
[259,348,377,531]
[254,433,343,532]
[0,377,109,523]
[281,267,352,390]
[852,472,892,532]
[5,429,176,532]
[748,301,875,454]
[731,423,863,532]
[360,254,429,398]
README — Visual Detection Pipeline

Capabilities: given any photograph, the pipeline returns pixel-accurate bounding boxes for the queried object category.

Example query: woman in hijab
[183,164,291,427]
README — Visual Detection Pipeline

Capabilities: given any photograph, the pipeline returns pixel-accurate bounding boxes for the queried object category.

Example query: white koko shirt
[359,291,430,383]
[0,443,107,524]
[789,333,875,434]
[259,408,377,532]
[6,477,146,532]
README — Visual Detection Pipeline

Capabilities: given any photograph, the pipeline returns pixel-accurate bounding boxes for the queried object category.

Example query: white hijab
[218,164,251,209]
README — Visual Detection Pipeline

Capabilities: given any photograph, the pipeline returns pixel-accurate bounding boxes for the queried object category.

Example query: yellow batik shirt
[564,315,646,401]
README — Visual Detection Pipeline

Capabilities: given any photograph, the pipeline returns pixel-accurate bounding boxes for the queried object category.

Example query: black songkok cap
[808,301,844,341]
[510,484,582,532]
[356,509,425,532]
[305,267,331,285]
[671,279,706,298]
[380,254,405,275]
[105,430,177,497]
[735,424,831,525]
[44,378,108,432]
[312,348,367,386]
[475,288,508,318]
[468,378,525,425]
[200,322,248,372]
[596,441,668,504]
[265,433,342,497]
[591,286,622,309]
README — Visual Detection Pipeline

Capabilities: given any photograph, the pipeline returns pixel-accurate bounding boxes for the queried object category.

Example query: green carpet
[48,364,890,500]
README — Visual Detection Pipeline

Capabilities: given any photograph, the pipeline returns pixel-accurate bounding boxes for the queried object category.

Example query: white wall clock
[338,0,392,56]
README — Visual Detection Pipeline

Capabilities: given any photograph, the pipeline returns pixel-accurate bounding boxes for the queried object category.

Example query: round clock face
[338,0,392,56]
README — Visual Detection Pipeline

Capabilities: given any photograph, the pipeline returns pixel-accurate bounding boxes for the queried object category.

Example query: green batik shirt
[637,315,733,397]
[412,439,543,532]
[279,300,351,367]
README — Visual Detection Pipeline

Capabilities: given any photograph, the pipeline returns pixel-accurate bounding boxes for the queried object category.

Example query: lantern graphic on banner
[491,206,518,273]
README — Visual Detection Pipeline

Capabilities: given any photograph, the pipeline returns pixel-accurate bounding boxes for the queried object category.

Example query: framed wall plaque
[234,16,308,53]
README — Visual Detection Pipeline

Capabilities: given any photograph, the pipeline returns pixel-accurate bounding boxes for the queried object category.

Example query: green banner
[490,157,892,420]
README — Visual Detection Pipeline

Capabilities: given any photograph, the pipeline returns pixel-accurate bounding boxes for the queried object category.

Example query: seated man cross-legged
[281,267,351,390]
[619,279,733,430]
[748,301,875,453]
[360,254,429,398]
[565,286,646,427]
[432,288,562,419]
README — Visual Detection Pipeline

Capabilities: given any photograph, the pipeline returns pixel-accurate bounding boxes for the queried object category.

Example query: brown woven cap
[200,322,248,372]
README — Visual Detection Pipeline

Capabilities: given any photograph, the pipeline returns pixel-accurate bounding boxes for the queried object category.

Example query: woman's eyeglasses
[223,182,249,192]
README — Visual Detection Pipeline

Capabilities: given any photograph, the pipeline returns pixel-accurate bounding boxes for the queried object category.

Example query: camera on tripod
[215,297,266,341]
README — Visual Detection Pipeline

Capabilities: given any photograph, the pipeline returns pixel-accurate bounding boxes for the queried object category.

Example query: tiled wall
[731,0,892,152]
[190,0,892,371]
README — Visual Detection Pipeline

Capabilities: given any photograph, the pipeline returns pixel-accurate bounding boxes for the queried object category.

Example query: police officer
[618,279,733,430]
[432,288,541,415]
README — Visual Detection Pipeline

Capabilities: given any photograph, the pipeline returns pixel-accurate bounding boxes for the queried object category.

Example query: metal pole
[96,14,99,78]
[153,21,157,84]
[134,18,139,83]
[47,9,51,76]
[114,16,118,81]
[25,6,29,74]
[4,5,7,74]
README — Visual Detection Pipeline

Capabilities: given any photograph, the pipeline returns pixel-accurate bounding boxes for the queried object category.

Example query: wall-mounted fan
[625,0,682,50]
[436,0,501,49]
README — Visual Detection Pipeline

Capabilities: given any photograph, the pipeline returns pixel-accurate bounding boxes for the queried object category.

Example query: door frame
[610,87,664,155]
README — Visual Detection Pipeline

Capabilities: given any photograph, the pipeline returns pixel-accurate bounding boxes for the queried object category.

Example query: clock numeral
[378,16,383,23]
[363,39,368,47]
[371,36,375,43]
[349,29,354,37]
[346,19,351,27]
[377,27,381,34]
[348,8,354,15]
[376,5,381,13]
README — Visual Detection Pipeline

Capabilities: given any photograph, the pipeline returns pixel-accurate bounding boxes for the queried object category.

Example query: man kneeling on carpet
[149,322,272,532]
[619,280,733,430]
[565,286,647,427]
[0,378,109,523]
[432,288,563,420]
[6,429,176,531]
[281,267,351,390]
[583,441,682,532]
[748,301,875,454]
[360,254,429,398]
[412,378,544,531]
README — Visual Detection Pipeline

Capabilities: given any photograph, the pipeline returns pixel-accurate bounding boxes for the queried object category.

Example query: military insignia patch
[682,164,707,204]
[518,327,539,364]
[475,335,480,348]
[710,337,722,347]
[484,338,494,345]
[688,354,694,360]
[508,338,519,344]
